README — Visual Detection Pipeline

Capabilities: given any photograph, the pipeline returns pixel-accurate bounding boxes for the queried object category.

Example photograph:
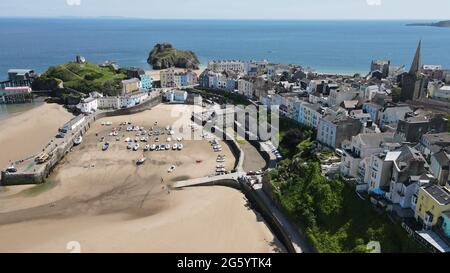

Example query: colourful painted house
[415,185,450,229]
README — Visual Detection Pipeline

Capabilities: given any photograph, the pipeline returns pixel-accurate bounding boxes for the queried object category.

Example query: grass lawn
[42,62,126,94]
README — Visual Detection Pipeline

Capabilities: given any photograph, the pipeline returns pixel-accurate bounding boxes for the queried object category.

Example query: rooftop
[122,78,140,84]
[423,185,450,205]
[432,150,450,166]
[422,133,450,144]
[82,97,96,103]
[8,69,34,75]
[356,132,394,147]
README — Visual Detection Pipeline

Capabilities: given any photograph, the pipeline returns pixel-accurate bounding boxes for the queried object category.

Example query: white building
[207,60,245,73]
[165,90,188,103]
[297,102,323,129]
[378,106,413,128]
[238,79,254,98]
[328,88,360,107]
[59,115,86,133]
[361,85,385,101]
[79,97,98,113]
[361,150,401,193]
[432,86,450,101]
[340,133,395,178]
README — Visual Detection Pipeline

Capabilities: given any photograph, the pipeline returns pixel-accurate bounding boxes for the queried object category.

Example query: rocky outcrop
[147,43,200,70]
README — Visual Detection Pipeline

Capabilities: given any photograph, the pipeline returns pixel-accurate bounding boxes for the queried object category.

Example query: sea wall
[1,94,162,186]
[1,115,94,186]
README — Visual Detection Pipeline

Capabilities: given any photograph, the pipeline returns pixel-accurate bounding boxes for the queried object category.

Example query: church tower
[400,41,428,102]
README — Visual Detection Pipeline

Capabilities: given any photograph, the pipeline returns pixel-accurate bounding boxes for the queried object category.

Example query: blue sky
[0,0,449,20]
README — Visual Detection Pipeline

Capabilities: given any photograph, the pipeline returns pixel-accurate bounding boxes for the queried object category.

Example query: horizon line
[0,16,447,21]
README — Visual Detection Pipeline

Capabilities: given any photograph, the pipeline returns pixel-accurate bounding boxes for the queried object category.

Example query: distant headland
[406,20,450,28]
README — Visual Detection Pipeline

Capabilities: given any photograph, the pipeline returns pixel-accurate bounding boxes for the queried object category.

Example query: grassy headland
[32,62,127,98]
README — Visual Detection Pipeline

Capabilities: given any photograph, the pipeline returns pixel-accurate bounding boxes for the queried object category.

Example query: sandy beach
[0,104,283,253]
[0,103,74,169]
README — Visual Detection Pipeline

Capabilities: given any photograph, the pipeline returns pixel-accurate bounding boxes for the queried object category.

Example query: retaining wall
[239,181,297,253]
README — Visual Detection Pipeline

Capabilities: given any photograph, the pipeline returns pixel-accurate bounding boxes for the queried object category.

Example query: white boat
[144,144,150,151]
[136,156,146,165]
[150,144,156,151]
[6,164,17,173]
[125,137,132,143]
[133,144,140,151]
[166,144,171,150]
[73,136,83,145]
[172,143,178,150]
[177,137,182,142]
[178,144,184,151]
[168,165,176,173]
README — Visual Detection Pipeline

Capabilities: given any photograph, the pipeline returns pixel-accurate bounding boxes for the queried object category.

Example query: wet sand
[0,104,284,253]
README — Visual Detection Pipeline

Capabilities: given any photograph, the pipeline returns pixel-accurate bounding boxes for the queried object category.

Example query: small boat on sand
[178,144,184,151]
[102,142,110,151]
[144,144,150,151]
[136,156,147,165]
[73,136,83,146]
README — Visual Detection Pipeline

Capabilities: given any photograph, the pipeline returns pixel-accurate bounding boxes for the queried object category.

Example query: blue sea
[1,18,450,78]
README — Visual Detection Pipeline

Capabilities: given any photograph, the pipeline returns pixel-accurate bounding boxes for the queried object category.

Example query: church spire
[409,40,421,75]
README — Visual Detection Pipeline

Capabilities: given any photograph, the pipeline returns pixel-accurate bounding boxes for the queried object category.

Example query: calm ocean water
[1,18,450,79]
